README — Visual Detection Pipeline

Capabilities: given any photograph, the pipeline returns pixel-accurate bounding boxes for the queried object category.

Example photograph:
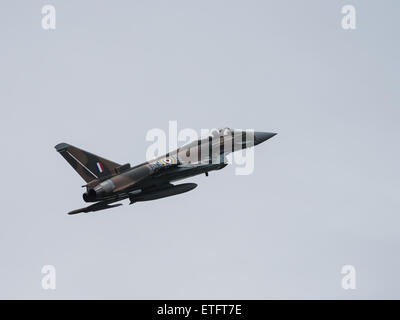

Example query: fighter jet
[55,128,276,214]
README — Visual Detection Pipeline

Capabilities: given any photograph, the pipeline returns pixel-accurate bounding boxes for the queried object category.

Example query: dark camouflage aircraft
[55,128,276,214]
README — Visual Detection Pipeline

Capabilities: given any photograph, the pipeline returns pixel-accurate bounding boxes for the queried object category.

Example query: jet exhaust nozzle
[83,179,116,202]
[83,189,97,202]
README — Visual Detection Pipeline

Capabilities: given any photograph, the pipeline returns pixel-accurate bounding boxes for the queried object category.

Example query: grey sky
[0,0,399,299]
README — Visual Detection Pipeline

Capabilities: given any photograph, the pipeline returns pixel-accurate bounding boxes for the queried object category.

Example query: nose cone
[254,132,277,145]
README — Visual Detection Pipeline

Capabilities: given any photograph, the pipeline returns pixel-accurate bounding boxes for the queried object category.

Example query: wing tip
[67,203,123,215]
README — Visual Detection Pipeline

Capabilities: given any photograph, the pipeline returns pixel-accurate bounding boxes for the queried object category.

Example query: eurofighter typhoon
[55,128,276,214]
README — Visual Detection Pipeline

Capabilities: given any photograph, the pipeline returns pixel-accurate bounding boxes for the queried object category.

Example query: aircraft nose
[254,132,277,145]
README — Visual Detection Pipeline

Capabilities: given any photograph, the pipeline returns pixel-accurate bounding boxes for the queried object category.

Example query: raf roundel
[160,157,176,166]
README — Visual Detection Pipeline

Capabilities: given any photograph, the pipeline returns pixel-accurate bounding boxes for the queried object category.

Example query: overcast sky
[0,0,399,299]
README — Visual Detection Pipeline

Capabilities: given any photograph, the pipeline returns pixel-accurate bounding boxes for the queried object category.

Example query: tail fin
[55,143,121,183]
